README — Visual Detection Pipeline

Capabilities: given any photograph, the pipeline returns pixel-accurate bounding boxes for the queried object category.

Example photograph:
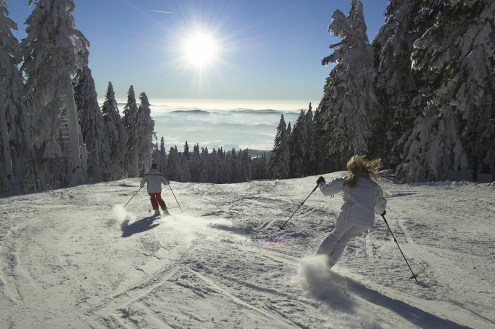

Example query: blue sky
[8,0,388,107]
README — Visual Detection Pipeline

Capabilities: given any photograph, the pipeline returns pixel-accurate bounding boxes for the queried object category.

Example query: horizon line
[98,98,317,111]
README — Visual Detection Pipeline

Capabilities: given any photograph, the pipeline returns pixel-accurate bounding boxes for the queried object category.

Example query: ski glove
[316,176,326,185]
[381,210,386,216]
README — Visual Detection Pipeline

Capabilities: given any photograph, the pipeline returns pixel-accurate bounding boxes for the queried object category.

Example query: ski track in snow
[0,176,494,328]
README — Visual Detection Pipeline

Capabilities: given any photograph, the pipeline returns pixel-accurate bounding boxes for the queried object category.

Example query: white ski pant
[316,219,370,265]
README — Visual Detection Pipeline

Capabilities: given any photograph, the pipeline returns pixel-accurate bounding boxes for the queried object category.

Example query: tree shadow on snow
[121,216,159,237]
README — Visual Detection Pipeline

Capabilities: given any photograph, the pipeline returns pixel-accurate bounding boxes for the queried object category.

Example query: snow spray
[298,255,355,312]
[112,205,136,223]
[158,214,231,244]
[298,256,383,328]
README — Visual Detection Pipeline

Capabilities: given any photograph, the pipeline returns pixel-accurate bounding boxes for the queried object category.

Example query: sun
[182,31,219,68]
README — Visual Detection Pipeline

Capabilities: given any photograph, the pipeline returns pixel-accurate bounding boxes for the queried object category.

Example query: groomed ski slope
[0,173,494,328]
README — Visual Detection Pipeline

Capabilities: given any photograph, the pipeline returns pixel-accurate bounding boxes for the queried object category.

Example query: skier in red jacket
[140,163,170,216]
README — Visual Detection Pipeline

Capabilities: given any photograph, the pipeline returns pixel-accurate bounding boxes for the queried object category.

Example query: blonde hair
[344,155,382,187]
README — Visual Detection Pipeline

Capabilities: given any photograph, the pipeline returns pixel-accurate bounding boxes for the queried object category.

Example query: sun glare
[182,31,219,68]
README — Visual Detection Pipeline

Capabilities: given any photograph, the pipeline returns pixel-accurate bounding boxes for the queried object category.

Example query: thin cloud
[149,9,173,14]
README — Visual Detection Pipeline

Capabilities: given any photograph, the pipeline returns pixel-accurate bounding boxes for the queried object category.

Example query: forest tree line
[270,0,495,183]
[2,0,494,195]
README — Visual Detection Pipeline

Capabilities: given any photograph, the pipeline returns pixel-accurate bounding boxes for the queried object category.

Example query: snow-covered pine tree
[158,137,167,173]
[313,104,331,174]
[151,141,160,168]
[209,148,220,183]
[286,122,293,175]
[269,114,290,179]
[180,155,192,182]
[73,66,110,182]
[183,141,190,161]
[214,147,224,183]
[136,92,155,174]
[288,110,306,178]
[122,86,139,177]
[198,147,210,183]
[178,141,191,181]
[227,148,238,183]
[22,0,89,188]
[396,0,494,182]
[317,0,382,170]
[432,0,493,181]
[372,0,430,169]
[0,0,33,193]
[240,149,251,182]
[251,153,269,180]
[101,81,126,180]
[305,104,317,176]
[166,145,180,181]
[189,143,201,181]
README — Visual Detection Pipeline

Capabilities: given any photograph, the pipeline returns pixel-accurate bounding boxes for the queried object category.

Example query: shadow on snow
[121,216,159,237]
[342,273,473,329]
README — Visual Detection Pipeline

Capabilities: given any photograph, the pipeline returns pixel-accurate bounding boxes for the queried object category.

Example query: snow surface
[0,173,494,328]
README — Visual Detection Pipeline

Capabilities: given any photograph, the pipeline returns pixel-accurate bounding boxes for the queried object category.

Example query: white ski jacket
[140,169,169,193]
[319,177,387,226]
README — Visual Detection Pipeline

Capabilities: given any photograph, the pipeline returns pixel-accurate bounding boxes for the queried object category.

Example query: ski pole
[279,184,319,230]
[124,186,143,208]
[168,183,183,213]
[381,214,419,283]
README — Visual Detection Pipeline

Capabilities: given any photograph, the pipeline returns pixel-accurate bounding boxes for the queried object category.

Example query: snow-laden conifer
[0,1,33,193]
[407,0,494,181]
[73,66,110,182]
[240,149,251,182]
[305,104,317,176]
[183,141,190,161]
[252,153,269,180]
[313,104,331,174]
[209,149,220,183]
[289,110,306,178]
[101,82,126,180]
[167,146,180,181]
[158,137,167,173]
[269,114,290,179]
[136,92,155,174]
[22,0,89,188]
[122,86,139,177]
[151,142,160,168]
[317,0,381,171]
[189,143,201,181]
[372,0,429,168]
[180,155,192,182]
[286,122,292,140]
[198,147,210,183]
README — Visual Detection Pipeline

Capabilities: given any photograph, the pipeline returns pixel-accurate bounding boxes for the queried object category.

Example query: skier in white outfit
[140,163,170,216]
[316,155,387,268]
